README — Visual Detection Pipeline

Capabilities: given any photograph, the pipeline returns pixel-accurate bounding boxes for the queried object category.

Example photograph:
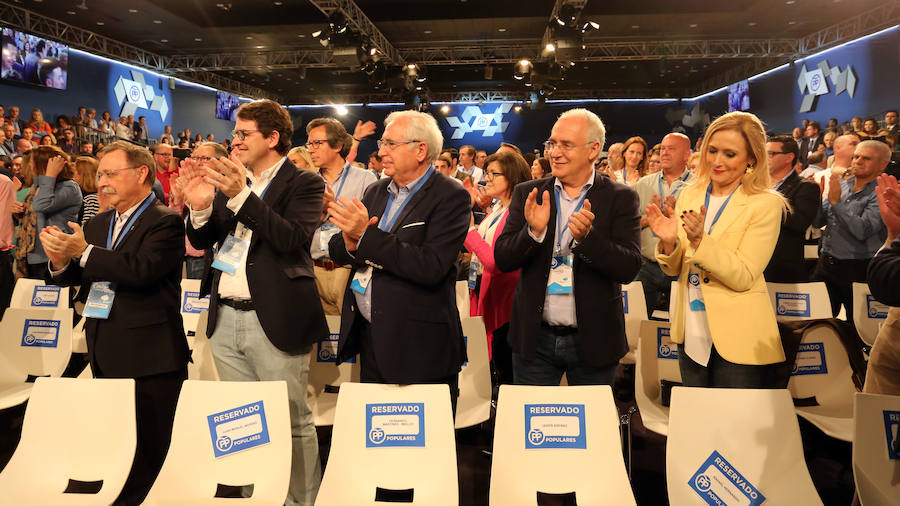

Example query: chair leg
[619,406,637,479]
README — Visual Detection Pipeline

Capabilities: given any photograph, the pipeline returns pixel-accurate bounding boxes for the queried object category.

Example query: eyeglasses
[542,140,595,153]
[377,138,421,150]
[484,171,504,180]
[154,152,173,158]
[190,156,213,163]
[96,166,137,181]
[304,139,328,150]
[766,151,790,157]
[231,129,261,140]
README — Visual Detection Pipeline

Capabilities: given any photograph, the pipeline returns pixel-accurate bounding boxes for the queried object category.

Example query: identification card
[468,257,480,290]
[319,223,341,252]
[83,281,116,319]
[547,255,573,295]
[211,234,250,275]
[688,272,706,312]
[350,267,372,295]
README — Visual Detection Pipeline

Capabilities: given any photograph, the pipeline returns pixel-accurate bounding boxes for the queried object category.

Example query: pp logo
[527,428,545,446]
[809,74,822,92]
[184,301,193,312]
[551,257,562,269]
[659,344,673,357]
[694,474,712,492]
[318,347,333,361]
[128,85,142,102]
[869,306,877,317]
[777,303,787,315]
[32,296,42,304]
[216,435,233,452]
[688,273,700,287]
[23,334,36,345]
[792,362,799,374]
[369,427,386,445]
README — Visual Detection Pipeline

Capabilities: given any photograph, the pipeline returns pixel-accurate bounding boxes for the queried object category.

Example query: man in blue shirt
[813,140,891,323]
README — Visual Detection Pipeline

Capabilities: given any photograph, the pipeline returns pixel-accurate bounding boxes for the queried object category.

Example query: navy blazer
[51,200,190,378]
[187,158,329,354]
[495,173,642,368]
[765,170,820,282]
[329,169,471,383]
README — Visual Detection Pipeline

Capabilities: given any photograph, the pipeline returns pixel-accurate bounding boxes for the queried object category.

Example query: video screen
[727,80,750,112]
[1,27,69,90]
[216,91,241,121]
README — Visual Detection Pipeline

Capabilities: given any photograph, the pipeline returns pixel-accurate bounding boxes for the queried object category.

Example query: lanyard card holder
[212,234,250,275]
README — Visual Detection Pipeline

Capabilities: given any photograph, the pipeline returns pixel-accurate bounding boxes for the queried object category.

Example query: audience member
[367,152,383,178]
[530,156,550,179]
[615,136,648,186]
[0,170,13,315]
[27,108,53,136]
[25,146,81,279]
[288,146,315,171]
[457,145,484,183]
[495,108,641,386]
[475,149,487,169]
[648,111,788,388]
[159,125,175,145]
[435,153,455,177]
[884,110,898,133]
[74,156,100,226]
[152,144,176,203]
[647,144,661,174]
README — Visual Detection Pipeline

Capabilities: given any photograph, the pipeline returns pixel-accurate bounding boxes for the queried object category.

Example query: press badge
[547,255,573,294]
[468,257,480,290]
[351,266,372,295]
[688,272,706,312]
[319,223,341,252]
[83,282,116,319]
[212,234,250,275]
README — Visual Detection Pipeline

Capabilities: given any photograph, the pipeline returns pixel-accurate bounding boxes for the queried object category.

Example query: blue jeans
[513,325,618,386]
[634,258,677,313]
[677,344,778,389]
[210,305,321,506]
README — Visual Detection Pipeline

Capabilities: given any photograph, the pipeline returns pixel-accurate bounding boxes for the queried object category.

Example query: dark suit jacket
[187,158,329,354]
[765,171,820,282]
[329,170,471,383]
[799,136,825,167]
[495,173,642,368]
[868,236,900,306]
[51,199,190,378]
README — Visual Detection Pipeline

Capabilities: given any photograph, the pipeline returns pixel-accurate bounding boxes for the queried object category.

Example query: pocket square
[401,222,425,229]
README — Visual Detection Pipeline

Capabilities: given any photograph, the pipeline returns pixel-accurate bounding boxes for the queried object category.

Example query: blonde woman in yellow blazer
[647,111,789,388]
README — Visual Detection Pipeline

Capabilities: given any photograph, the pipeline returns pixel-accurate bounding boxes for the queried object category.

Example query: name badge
[212,234,250,275]
[468,257,480,290]
[350,266,372,295]
[688,272,705,312]
[83,281,116,319]
[319,223,341,252]
[547,255,573,295]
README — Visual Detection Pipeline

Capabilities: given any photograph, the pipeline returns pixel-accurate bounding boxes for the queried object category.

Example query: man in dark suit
[799,121,826,168]
[864,173,900,395]
[182,100,328,506]
[328,110,470,406]
[41,141,189,505]
[764,134,820,282]
[495,108,642,386]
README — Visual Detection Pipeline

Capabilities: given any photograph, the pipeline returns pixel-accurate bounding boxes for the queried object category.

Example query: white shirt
[190,157,284,300]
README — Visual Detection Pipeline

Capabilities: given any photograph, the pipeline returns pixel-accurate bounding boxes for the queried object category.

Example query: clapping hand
[202,152,247,199]
[681,206,707,250]
[328,196,377,252]
[525,188,551,238]
[179,157,216,210]
[568,199,594,242]
[40,222,88,271]
[647,203,677,254]
[876,174,900,242]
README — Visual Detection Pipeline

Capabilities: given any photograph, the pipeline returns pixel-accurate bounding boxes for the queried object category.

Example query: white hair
[857,139,892,163]
[384,110,444,164]
[558,108,606,152]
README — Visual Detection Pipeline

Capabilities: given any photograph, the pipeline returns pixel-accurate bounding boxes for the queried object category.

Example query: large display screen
[1,27,68,90]
[727,80,750,112]
[216,91,241,121]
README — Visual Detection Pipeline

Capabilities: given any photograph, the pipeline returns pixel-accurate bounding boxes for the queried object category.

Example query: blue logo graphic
[524,404,586,449]
[657,327,678,360]
[206,400,270,458]
[775,292,811,317]
[444,104,512,139]
[689,450,765,506]
[694,474,711,492]
[791,342,827,376]
[365,403,426,448]
[20,319,60,348]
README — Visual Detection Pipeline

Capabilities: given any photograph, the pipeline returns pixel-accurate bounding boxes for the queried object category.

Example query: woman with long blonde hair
[647,111,789,388]
[614,136,649,186]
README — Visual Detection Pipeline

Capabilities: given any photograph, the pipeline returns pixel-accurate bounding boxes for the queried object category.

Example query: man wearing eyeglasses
[495,108,642,386]
[305,117,377,316]
[40,141,190,505]
[764,135,820,283]
[152,143,175,203]
[327,110,470,411]
[181,100,328,506]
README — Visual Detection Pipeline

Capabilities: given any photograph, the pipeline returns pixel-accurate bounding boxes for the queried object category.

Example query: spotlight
[440,105,450,114]
[335,105,348,116]
[513,104,523,113]
[545,42,556,52]
[582,20,600,32]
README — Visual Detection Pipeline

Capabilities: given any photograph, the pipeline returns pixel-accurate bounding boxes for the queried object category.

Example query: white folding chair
[181,279,210,337]
[0,377,136,505]
[456,279,470,318]
[853,393,900,506]
[852,282,888,347]
[635,320,680,436]
[187,311,220,381]
[767,282,832,321]
[489,385,635,505]
[620,281,648,365]
[10,278,69,310]
[667,387,822,505]
[455,316,492,429]
[143,380,292,505]
[316,382,458,505]
[0,307,73,410]
[787,322,857,441]
[308,315,360,426]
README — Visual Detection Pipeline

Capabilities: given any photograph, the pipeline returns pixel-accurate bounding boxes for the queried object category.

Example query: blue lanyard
[378,166,435,232]
[107,193,155,250]
[481,206,505,238]
[248,177,272,200]
[554,186,588,253]
[703,182,741,235]
[327,163,351,200]
[658,171,690,199]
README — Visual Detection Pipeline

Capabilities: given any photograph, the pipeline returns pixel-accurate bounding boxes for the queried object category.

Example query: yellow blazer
[655,183,785,365]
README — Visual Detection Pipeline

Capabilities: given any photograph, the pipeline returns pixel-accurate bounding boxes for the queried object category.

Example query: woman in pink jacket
[464,150,532,384]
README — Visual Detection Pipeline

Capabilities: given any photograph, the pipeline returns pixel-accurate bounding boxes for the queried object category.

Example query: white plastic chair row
[10,278,69,311]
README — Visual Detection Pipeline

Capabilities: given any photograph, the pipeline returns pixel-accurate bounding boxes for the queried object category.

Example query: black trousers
[92,365,187,506]
[0,250,13,319]
[813,254,869,325]
[358,319,459,416]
